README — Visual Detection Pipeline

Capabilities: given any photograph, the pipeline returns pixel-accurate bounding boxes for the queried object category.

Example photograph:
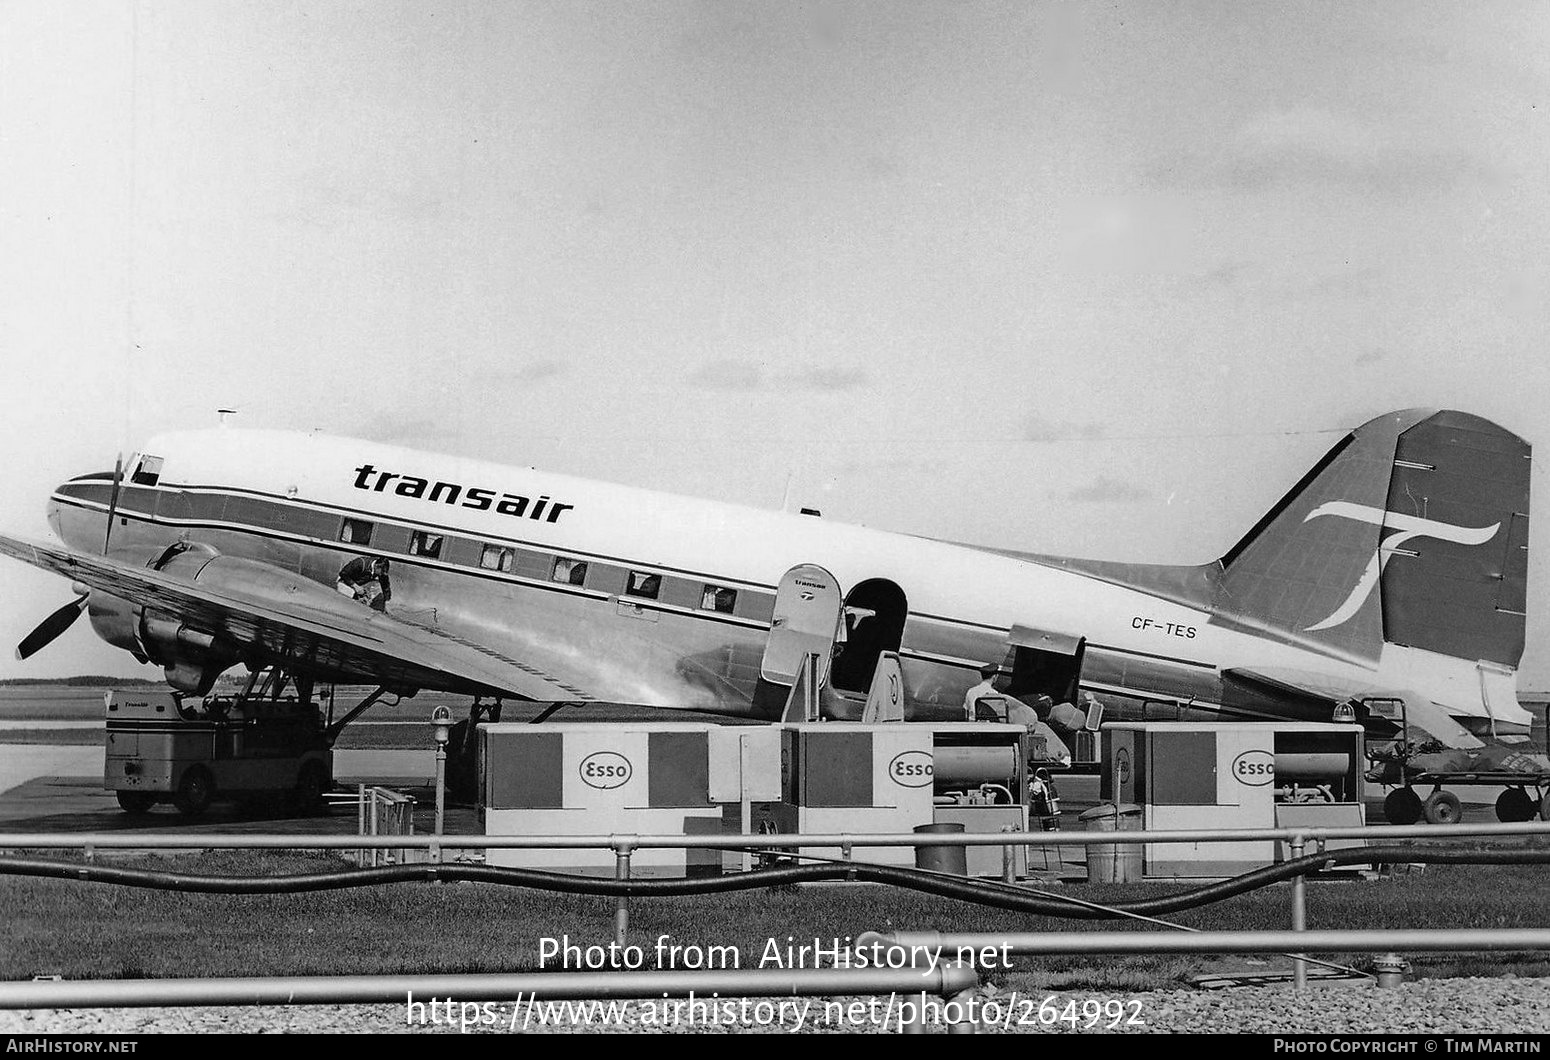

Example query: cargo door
[1001,625,1086,705]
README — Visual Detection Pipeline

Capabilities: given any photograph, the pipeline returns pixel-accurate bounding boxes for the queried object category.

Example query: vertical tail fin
[1216,409,1530,672]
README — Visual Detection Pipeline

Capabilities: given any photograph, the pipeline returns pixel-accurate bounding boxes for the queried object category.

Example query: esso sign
[579,751,633,789]
[1231,749,1275,786]
[889,751,934,788]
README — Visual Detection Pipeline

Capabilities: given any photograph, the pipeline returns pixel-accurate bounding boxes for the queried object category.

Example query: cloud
[1294,268,1381,299]
[1152,107,1495,194]
[1064,475,1152,503]
[687,361,867,392]
[688,360,765,390]
[354,414,462,448]
[1192,261,1257,292]
[1023,414,1107,442]
[1179,261,1381,303]
[863,155,902,180]
[508,359,567,383]
[790,367,867,391]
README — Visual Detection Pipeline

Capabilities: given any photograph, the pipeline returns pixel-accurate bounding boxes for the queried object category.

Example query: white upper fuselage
[47,426,1521,726]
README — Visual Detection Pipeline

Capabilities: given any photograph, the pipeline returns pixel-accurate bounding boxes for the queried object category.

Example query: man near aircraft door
[336,556,391,612]
[963,664,1007,719]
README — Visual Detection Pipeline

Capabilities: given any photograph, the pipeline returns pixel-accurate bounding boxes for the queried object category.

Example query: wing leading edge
[0,532,592,702]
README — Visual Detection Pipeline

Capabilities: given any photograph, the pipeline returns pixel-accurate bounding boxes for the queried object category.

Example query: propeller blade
[103,452,123,554]
[16,596,88,661]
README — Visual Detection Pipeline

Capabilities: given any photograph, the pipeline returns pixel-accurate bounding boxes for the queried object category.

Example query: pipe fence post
[613,839,634,949]
[1289,834,1307,991]
[944,961,977,1035]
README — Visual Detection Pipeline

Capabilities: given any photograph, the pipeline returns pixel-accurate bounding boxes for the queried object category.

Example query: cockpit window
[131,455,164,486]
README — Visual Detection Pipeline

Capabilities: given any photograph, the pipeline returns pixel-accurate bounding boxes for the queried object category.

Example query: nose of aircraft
[48,465,123,553]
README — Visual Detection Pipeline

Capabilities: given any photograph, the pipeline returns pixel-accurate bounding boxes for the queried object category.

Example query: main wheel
[1384,787,1423,825]
[115,790,156,816]
[173,767,214,818]
[1496,787,1536,823]
[288,762,329,817]
[1422,790,1463,825]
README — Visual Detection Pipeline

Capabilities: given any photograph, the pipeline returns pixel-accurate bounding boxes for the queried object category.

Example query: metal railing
[7,819,1550,851]
[353,785,421,867]
[0,965,983,1032]
[4,821,1547,999]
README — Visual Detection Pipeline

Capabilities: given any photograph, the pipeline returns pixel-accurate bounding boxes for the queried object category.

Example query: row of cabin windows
[339,518,738,614]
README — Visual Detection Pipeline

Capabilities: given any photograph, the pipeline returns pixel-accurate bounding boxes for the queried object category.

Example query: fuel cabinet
[1100,721,1366,878]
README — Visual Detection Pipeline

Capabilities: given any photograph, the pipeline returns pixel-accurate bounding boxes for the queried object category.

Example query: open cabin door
[759,564,844,688]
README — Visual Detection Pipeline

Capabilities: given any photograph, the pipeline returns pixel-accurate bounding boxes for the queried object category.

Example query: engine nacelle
[87,542,239,695]
[86,539,385,693]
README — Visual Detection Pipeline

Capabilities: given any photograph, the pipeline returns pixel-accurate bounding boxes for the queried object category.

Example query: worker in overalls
[336,556,391,612]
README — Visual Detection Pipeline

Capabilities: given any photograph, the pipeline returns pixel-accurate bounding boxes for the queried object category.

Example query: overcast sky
[1,1,1546,688]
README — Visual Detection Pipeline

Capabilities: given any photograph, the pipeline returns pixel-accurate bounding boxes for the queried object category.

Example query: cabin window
[701,585,737,613]
[130,455,164,486]
[552,557,588,586]
[409,531,443,559]
[339,518,374,546]
[625,571,661,600]
[481,544,515,572]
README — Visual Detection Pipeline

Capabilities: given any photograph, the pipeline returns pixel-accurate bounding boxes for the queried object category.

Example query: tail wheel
[1422,790,1463,825]
[1496,787,1536,823]
[115,790,157,816]
[173,767,214,818]
[1383,787,1422,825]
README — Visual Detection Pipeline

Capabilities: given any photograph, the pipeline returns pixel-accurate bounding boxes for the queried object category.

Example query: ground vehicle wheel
[1496,787,1536,823]
[115,790,156,815]
[173,767,214,818]
[1384,787,1423,825]
[288,762,329,817]
[1422,790,1463,825]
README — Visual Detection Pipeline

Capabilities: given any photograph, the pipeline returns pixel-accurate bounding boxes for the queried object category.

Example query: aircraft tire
[173,767,214,818]
[115,790,157,816]
[1383,787,1422,825]
[288,762,329,817]
[1496,788,1537,823]
[1422,790,1463,826]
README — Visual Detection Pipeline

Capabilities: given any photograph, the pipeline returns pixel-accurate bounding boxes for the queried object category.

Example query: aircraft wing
[0,533,595,702]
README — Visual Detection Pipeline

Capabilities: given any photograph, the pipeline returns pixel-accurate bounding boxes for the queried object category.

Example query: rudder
[1215,409,1530,670]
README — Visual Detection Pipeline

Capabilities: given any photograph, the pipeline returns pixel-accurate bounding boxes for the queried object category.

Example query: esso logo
[1231,749,1275,786]
[579,751,633,789]
[889,751,934,788]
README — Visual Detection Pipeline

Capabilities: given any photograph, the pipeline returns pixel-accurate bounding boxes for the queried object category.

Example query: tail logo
[1301,501,1500,632]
